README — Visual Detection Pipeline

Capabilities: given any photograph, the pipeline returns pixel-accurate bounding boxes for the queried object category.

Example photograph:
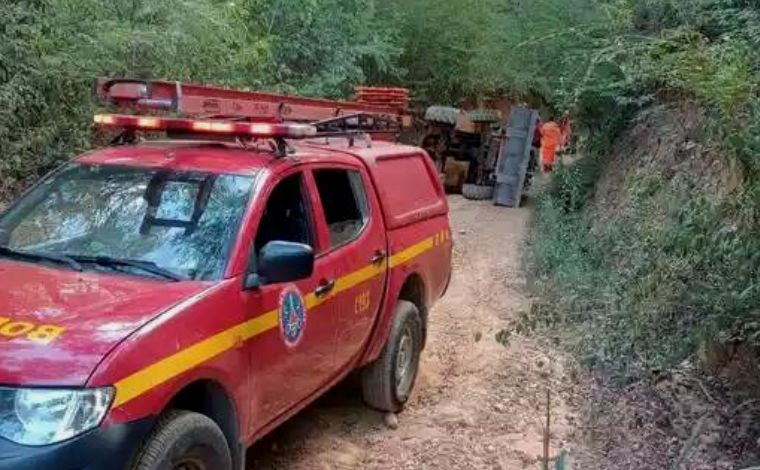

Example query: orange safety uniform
[540,121,562,171]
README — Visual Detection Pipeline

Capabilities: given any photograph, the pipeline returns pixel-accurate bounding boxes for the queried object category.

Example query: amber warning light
[94,114,318,139]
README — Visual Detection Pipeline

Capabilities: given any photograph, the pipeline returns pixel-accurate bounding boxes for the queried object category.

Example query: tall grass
[528,137,759,380]
[524,0,760,379]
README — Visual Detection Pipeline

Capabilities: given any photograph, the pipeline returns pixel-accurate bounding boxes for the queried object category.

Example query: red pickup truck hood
[0,260,209,386]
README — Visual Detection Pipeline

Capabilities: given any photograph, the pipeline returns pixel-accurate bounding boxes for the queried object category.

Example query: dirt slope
[248,196,580,469]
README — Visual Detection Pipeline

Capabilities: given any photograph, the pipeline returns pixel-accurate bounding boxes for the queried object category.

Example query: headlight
[0,387,113,446]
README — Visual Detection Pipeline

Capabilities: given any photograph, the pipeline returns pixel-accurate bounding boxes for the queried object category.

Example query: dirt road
[248,196,578,469]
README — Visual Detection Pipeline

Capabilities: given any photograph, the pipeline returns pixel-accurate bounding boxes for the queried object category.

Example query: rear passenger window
[314,169,368,248]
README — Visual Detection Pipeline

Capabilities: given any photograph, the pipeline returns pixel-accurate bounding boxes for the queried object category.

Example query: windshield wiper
[68,255,188,282]
[0,245,83,272]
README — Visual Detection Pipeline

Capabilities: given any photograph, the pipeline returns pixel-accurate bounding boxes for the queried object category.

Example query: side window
[254,173,313,254]
[313,169,368,248]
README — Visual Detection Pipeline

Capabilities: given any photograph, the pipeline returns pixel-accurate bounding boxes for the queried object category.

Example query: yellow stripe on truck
[389,236,436,268]
[112,231,446,408]
[113,310,279,407]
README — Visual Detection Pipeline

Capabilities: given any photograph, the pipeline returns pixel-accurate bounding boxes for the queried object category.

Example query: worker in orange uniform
[540,119,562,173]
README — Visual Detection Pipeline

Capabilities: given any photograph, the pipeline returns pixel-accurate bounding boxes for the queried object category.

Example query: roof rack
[95,77,411,133]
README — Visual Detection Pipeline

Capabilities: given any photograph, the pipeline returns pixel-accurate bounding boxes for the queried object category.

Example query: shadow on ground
[246,376,384,468]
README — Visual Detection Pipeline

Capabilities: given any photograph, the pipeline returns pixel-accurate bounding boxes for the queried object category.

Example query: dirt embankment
[248,197,583,469]
[570,103,760,470]
[590,102,735,229]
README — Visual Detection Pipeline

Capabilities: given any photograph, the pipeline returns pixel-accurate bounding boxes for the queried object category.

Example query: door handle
[315,279,336,298]
[371,250,387,265]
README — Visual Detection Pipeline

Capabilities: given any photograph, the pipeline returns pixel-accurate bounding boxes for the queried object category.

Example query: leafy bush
[0,0,626,198]
[0,0,401,199]
[521,0,760,380]
[532,163,759,378]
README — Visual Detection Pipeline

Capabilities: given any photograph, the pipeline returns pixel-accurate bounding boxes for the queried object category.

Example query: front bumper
[0,417,154,470]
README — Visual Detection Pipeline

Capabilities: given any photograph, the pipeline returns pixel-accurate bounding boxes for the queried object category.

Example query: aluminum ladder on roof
[94,78,410,125]
[493,106,539,207]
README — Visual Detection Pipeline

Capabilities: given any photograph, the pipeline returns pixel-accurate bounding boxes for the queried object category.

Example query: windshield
[0,164,255,281]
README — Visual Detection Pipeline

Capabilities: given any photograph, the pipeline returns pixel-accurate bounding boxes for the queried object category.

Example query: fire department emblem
[279,286,306,348]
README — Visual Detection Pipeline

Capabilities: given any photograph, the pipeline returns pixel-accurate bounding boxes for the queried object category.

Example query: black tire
[362,300,423,412]
[466,108,501,123]
[131,410,232,470]
[462,183,494,200]
[424,105,460,125]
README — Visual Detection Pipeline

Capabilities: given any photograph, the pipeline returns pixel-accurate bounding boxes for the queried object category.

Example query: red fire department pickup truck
[0,80,451,470]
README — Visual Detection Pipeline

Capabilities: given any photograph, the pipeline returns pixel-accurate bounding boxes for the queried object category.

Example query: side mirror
[244,241,314,290]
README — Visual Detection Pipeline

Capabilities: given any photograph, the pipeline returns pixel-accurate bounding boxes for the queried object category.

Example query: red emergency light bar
[94,114,317,139]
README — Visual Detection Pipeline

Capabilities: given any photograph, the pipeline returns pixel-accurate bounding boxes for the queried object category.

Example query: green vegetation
[527,1,760,378]
[0,0,618,196]
[0,0,404,197]
[531,159,760,378]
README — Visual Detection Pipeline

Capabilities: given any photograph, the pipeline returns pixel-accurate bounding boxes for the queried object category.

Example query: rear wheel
[462,183,494,201]
[131,410,231,470]
[362,300,423,412]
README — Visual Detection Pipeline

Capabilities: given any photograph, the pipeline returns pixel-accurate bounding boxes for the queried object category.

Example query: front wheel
[131,410,232,470]
[362,300,424,412]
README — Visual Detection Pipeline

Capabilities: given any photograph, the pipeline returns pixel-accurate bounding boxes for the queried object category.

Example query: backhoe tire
[131,410,231,470]
[462,184,494,201]
[424,106,460,125]
[362,300,423,412]
[467,108,501,123]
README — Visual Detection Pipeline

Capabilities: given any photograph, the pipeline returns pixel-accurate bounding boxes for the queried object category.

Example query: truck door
[242,170,339,425]
[310,165,387,368]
